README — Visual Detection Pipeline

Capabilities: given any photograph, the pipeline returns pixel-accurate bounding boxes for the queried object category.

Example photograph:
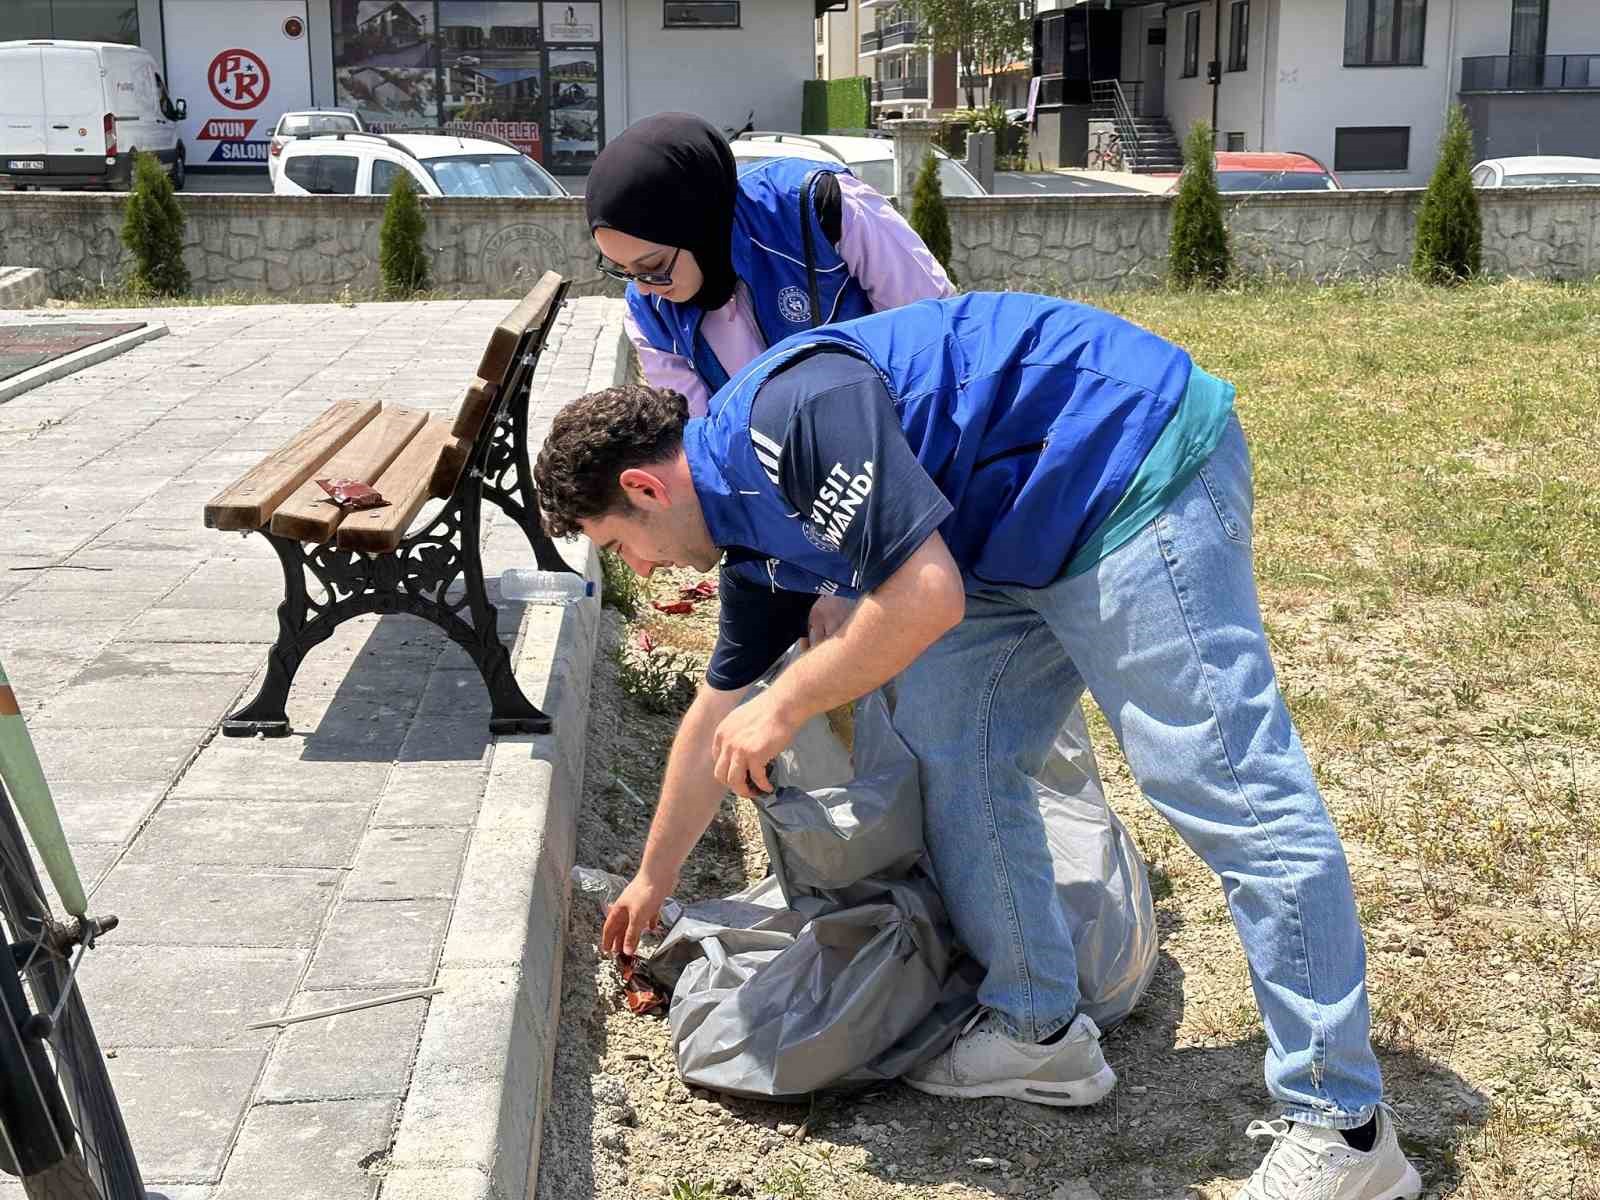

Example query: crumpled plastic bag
[578,651,1159,1100]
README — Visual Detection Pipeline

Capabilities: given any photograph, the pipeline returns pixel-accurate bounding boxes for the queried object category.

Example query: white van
[0,40,187,191]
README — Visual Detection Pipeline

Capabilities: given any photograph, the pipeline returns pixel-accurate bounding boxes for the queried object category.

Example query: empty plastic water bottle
[499,569,594,604]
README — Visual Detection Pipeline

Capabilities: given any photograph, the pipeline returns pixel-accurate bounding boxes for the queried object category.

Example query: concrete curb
[0,266,48,309]
[378,311,628,1200]
[0,320,167,404]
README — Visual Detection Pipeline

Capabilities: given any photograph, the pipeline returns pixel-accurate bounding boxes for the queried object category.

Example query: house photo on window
[1345,0,1426,67]
[1228,1,1248,71]
[1182,8,1200,77]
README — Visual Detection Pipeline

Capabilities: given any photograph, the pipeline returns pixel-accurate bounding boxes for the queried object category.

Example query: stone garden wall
[3,186,1597,301]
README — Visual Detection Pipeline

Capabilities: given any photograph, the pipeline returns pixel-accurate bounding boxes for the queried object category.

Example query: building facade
[4,0,816,175]
[1032,0,1600,185]
[815,0,957,120]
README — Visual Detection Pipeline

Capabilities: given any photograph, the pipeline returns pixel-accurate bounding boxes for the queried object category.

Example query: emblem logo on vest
[777,285,812,326]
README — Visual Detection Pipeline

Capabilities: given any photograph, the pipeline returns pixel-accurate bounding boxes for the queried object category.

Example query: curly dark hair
[534,384,690,538]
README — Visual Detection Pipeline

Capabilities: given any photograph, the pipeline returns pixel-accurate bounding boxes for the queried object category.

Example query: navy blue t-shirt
[704,350,952,691]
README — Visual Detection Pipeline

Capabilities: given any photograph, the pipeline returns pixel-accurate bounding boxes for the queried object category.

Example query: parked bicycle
[0,655,142,1199]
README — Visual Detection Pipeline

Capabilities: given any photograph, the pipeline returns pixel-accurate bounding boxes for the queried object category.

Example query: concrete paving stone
[159,583,282,612]
[52,782,162,844]
[290,703,414,763]
[396,716,492,766]
[32,671,252,729]
[78,945,302,1048]
[32,840,121,910]
[135,608,279,644]
[0,619,152,671]
[257,987,429,1101]
[212,1097,396,1200]
[342,826,468,902]
[109,1046,269,1185]
[77,640,269,680]
[144,1187,215,1200]
[171,741,392,802]
[414,668,493,717]
[303,899,451,990]
[371,764,485,828]
[0,649,80,709]
[26,722,205,782]
[440,826,560,985]
[90,863,340,949]
[12,564,192,601]
[3,585,151,623]
[129,799,370,868]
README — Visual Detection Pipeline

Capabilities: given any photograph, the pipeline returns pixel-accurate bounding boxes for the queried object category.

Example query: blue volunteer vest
[628,157,874,393]
[683,292,1195,596]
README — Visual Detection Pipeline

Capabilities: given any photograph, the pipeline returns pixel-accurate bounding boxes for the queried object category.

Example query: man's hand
[601,870,677,958]
[804,594,855,647]
[711,689,798,798]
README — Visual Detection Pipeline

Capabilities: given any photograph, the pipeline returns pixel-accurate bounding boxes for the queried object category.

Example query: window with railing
[1460,54,1600,91]
[1344,0,1426,68]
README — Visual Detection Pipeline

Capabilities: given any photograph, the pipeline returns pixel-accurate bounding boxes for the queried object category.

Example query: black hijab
[586,112,739,311]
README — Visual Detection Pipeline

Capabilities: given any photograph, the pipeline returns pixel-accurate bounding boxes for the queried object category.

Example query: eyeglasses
[595,245,681,286]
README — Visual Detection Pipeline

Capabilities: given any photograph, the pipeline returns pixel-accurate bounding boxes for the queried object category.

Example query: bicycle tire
[0,784,142,1200]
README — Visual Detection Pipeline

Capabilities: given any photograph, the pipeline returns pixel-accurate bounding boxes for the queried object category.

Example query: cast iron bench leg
[479,396,577,574]
[222,487,552,739]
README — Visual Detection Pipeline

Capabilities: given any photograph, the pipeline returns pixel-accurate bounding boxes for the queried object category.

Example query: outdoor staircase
[1089,79,1185,173]
[1125,117,1183,172]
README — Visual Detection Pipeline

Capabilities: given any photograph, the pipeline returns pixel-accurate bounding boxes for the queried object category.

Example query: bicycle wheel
[0,783,142,1200]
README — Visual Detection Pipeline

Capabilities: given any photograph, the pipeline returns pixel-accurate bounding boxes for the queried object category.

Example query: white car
[273,131,568,198]
[0,39,186,190]
[730,132,987,200]
[268,109,364,184]
[1471,155,1600,187]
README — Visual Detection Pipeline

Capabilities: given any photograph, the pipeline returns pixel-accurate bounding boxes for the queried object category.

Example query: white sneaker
[1235,1106,1422,1200]
[902,1011,1117,1107]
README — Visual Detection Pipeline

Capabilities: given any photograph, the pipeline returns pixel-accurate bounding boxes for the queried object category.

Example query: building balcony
[1461,54,1600,92]
[860,21,924,55]
[873,77,930,103]
[860,0,898,10]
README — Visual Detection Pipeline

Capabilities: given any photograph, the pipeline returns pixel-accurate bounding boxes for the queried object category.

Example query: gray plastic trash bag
[602,657,1158,1101]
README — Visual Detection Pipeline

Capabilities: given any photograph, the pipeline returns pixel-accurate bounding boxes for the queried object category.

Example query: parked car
[0,39,186,191]
[1471,155,1600,187]
[1159,151,1341,193]
[273,131,568,197]
[730,131,988,199]
[268,109,364,184]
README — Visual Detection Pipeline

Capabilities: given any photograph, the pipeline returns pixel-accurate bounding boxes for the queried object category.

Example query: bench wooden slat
[269,406,430,543]
[429,434,471,498]
[475,271,566,387]
[337,418,456,553]
[449,377,497,442]
[204,400,382,531]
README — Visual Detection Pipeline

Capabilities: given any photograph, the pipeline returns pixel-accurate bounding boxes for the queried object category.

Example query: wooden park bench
[203,271,578,738]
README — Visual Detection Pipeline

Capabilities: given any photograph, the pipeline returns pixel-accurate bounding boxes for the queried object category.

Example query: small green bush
[1169,122,1230,289]
[379,171,430,297]
[599,548,646,620]
[120,151,189,296]
[1412,105,1482,285]
[909,151,956,285]
[616,644,699,715]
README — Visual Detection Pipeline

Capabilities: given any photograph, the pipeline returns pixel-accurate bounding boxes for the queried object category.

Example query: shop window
[331,1,603,171]
[664,1,740,29]
[1334,125,1409,171]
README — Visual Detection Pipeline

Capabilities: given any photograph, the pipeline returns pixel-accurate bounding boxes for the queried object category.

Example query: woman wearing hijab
[583,111,1109,831]
[586,111,956,416]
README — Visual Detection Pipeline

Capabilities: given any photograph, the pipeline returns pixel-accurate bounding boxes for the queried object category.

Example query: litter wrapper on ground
[574,657,1158,1101]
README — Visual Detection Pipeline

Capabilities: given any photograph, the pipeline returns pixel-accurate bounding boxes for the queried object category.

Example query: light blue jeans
[893,414,1381,1129]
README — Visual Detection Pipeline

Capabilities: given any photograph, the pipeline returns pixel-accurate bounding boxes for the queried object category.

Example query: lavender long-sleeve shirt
[625,172,956,415]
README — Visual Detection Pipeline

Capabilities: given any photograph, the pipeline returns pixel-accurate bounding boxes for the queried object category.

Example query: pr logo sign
[207,48,271,110]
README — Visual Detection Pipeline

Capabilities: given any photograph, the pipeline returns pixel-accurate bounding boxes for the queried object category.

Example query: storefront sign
[544,2,599,43]
[163,0,312,168]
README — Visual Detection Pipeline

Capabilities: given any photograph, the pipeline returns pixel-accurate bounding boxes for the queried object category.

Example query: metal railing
[1461,54,1600,92]
[877,20,922,50]
[1089,79,1145,168]
[1089,79,1141,119]
[875,77,931,102]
